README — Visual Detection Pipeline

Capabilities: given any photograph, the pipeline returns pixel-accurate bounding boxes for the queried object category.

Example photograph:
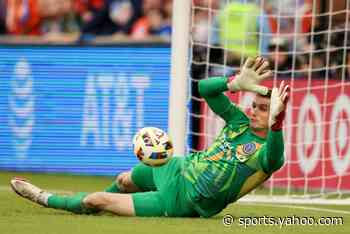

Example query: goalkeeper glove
[227,57,272,95]
[269,81,290,131]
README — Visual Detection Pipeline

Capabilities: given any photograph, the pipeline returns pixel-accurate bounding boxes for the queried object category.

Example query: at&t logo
[9,59,35,158]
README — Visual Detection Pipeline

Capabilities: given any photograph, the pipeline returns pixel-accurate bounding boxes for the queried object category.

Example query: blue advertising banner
[0,45,171,175]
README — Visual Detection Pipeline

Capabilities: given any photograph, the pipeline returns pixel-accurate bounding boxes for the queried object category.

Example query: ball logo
[9,59,35,158]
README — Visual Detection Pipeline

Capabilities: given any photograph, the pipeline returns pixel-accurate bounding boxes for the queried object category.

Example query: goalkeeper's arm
[259,131,285,173]
[198,76,241,123]
[198,57,271,123]
[259,81,290,173]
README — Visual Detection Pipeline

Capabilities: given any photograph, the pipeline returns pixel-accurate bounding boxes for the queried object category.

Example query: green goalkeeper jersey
[182,77,285,217]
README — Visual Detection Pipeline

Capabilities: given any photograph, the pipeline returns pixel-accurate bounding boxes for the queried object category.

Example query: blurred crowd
[0,0,349,80]
[0,0,172,40]
[191,0,350,81]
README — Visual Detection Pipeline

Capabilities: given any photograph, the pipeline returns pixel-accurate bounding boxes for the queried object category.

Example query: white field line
[238,202,350,215]
[2,185,350,215]
[238,194,350,205]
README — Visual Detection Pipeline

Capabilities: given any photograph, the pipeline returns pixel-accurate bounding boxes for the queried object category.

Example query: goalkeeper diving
[10,57,290,218]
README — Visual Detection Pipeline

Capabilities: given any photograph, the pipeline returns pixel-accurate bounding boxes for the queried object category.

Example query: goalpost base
[238,195,350,205]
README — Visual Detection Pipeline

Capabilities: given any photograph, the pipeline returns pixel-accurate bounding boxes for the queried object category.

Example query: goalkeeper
[10,57,290,218]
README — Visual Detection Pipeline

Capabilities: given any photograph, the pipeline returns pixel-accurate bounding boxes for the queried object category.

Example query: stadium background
[0,1,349,234]
[0,0,349,204]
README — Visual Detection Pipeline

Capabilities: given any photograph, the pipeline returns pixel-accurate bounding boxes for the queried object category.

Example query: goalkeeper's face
[249,95,270,131]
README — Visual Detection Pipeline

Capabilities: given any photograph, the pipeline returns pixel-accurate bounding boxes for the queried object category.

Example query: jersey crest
[236,142,261,162]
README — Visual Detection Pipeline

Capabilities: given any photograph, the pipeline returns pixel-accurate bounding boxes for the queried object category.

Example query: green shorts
[131,157,199,217]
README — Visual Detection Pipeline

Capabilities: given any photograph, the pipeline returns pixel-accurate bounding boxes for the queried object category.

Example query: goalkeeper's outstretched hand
[227,57,272,95]
[269,81,290,131]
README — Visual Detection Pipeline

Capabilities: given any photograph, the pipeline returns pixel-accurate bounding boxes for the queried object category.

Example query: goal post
[168,0,192,156]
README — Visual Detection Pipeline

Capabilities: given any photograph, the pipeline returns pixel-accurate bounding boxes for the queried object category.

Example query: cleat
[10,178,51,207]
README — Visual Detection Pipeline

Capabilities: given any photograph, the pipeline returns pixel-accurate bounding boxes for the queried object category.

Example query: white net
[189,0,350,203]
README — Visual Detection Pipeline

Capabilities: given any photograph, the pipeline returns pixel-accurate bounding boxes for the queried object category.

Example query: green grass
[0,171,349,234]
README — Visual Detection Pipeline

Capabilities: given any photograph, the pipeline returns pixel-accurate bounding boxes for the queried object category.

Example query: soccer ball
[133,127,174,167]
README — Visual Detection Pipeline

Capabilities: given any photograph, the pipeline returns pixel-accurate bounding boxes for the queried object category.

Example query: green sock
[104,181,121,193]
[47,192,98,214]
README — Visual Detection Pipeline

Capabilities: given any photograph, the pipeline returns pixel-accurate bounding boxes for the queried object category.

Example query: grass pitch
[0,171,349,234]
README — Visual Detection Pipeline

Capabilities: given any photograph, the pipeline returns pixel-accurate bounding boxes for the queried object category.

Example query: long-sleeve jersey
[182,77,285,217]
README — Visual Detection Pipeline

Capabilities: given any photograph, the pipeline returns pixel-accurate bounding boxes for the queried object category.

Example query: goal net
[188,0,350,204]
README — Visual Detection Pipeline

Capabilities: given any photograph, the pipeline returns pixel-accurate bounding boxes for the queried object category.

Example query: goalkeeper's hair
[258,89,272,98]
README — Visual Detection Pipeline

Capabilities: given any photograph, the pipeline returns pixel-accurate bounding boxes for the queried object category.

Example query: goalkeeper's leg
[10,178,163,216]
[11,162,157,214]
[10,178,98,214]
[105,163,157,193]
